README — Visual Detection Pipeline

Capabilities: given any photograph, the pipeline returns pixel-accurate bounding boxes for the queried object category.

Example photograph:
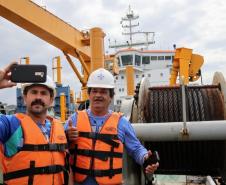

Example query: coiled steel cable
[144,85,224,122]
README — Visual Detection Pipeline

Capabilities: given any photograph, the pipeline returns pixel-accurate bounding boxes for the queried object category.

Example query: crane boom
[0,0,90,60]
[0,0,106,101]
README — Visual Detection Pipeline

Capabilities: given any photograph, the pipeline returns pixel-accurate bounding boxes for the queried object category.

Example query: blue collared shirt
[64,109,147,185]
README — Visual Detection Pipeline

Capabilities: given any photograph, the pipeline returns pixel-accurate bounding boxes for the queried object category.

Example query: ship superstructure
[109,6,175,107]
[114,49,174,106]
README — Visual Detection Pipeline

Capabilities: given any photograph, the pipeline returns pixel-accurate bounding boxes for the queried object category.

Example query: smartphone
[10,64,47,83]
[143,151,160,168]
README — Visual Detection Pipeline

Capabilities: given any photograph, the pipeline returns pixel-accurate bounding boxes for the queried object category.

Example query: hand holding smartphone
[143,151,160,169]
[10,64,47,83]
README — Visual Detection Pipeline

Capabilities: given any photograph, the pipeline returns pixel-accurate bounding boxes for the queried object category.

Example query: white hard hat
[87,68,115,88]
[22,75,56,97]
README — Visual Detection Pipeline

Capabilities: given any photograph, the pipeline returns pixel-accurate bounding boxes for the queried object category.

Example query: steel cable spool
[135,77,226,177]
[144,85,224,122]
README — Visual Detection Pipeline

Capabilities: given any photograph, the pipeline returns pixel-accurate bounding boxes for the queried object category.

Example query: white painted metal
[132,121,226,141]
[138,77,150,122]
[120,97,134,120]
[206,176,216,185]
[180,77,188,134]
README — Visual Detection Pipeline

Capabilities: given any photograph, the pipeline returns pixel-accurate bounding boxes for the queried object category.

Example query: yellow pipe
[52,56,62,84]
[25,57,30,64]
[52,59,55,83]
[64,51,89,102]
[126,66,135,96]
[56,56,62,84]
[179,58,189,85]
[74,49,90,75]
[63,52,85,85]
[70,90,75,104]
[81,86,88,102]
[60,93,66,122]
[90,27,105,72]
[81,58,91,102]
[170,59,179,86]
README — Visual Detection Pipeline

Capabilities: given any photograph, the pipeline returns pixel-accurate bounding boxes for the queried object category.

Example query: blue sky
[1,0,226,105]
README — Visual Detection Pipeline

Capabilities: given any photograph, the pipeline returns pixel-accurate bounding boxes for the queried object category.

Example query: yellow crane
[0,0,106,101]
[170,47,204,85]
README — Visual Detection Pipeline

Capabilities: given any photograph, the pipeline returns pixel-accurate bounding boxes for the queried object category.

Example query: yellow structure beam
[189,54,204,81]
[170,48,192,85]
[63,52,86,85]
[126,66,135,96]
[170,48,203,86]
[90,28,105,71]
[52,56,62,85]
[56,57,62,85]
[60,93,66,122]
[0,0,91,59]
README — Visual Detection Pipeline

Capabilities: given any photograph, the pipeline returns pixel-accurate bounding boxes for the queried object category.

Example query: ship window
[121,55,133,66]
[119,88,121,92]
[121,76,124,79]
[136,75,139,78]
[160,73,163,77]
[158,56,164,60]
[122,88,124,92]
[148,74,151,77]
[135,55,141,66]
[117,100,121,105]
[151,56,157,60]
[142,56,150,64]
[142,74,145,77]
[165,56,171,60]
[115,76,118,80]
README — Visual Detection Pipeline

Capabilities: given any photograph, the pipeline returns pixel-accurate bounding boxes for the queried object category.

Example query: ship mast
[109,5,155,49]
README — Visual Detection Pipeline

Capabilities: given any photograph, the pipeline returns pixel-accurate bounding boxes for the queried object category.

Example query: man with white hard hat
[65,68,159,185]
[0,62,70,185]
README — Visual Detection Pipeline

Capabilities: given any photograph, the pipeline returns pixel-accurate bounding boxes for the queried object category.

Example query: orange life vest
[72,111,123,185]
[2,113,68,185]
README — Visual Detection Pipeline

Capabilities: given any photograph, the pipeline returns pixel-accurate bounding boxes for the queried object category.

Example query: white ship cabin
[114,48,175,106]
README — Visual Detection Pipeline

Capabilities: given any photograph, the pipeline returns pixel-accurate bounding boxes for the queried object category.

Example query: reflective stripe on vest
[2,113,67,185]
[73,111,123,185]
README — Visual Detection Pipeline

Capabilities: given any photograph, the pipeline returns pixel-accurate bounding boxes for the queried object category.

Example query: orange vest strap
[79,132,119,148]
[76,149,122,161]
[4,164,66,181]
[73,167,122,177]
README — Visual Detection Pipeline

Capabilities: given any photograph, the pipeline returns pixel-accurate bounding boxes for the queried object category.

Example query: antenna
[109,5,155,49]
